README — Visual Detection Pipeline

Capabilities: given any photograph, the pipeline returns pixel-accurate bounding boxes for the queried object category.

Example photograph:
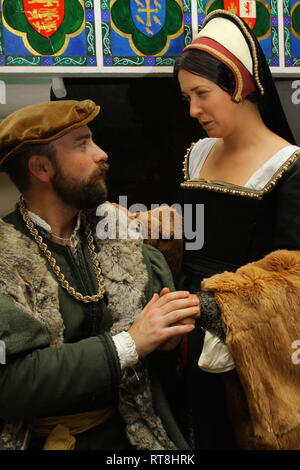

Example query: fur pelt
[110,203,183,279]
[202,250,300,450]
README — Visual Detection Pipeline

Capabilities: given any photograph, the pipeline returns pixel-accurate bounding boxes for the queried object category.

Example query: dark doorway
[52,77,204,209]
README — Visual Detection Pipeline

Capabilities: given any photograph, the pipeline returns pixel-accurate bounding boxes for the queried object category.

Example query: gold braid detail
[19,196,106,303]
[182,142,196,181]
[181,150,300,199]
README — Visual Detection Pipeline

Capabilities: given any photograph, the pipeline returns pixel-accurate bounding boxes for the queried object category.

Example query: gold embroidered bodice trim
[181,142,300,200]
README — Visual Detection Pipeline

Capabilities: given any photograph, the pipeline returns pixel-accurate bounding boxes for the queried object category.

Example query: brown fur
[110,203,184,278]
[202,250,300,449]
[136,207,183,279]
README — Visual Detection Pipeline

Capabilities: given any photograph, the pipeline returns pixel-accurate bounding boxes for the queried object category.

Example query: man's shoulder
[0,209,38,259]
[2,208,24,232]
[142,242,166,261]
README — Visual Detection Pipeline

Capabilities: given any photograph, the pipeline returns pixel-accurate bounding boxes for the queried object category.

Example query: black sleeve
[272,160,300,251]
[195,291,225,340]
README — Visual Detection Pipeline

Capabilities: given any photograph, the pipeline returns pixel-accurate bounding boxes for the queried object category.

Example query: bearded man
[0,100,199,450]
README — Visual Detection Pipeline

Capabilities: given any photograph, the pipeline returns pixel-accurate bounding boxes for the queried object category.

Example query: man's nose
[94,144,108,162]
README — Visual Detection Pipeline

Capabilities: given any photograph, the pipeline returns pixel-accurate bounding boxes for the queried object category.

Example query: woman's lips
[201,120,213,128]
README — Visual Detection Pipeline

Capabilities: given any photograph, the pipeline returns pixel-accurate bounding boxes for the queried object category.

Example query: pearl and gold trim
[181,145,300,200]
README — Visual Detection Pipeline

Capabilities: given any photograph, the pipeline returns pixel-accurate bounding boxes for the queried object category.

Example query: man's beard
[51,161,109,210]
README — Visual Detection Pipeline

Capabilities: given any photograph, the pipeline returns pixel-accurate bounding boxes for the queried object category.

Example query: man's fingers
[145,291,188,311]
[163,323,195,337]
[189,294,199,304]
[147,293,159,306]
[159,287,171,296]
[173,317,195,325]
[159,297,199,315]
[155,290,191,307]
[163,306,199,325]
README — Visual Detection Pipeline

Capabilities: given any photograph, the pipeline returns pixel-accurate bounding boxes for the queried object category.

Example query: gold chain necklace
[18,196,106,303]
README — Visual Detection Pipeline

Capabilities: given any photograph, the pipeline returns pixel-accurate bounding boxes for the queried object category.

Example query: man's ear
[28,154,55,183]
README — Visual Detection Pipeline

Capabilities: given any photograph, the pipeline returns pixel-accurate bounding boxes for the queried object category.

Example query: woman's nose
[189,99,202,119]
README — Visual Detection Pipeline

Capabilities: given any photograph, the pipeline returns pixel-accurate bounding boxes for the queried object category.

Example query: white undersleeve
[112,331,139,369]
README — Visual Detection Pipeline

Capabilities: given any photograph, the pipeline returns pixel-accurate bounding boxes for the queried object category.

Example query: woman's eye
[182,95,190,102]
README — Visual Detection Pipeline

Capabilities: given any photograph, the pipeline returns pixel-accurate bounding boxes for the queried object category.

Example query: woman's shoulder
[246,144,300,190]
[189,137,218,156]
[187,137,218,180]
[279,145,300,179]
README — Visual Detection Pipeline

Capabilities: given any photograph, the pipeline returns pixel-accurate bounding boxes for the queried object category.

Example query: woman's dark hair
[174,48,258,103]
[4,141,57,192]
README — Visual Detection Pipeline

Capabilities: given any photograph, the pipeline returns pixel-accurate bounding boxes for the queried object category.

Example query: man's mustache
[94,162,109,177]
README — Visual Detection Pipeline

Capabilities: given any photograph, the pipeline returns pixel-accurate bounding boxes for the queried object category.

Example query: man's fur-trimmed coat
[0,204,181,450]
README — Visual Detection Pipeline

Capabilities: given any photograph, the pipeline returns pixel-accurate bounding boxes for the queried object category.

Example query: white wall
[0,78,52,217]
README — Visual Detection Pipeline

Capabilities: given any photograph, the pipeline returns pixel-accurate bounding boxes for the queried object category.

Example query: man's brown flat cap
[0,99,100,170]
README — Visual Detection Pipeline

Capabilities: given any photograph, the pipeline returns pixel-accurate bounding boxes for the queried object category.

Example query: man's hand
[158,288,200,351]
[128,290,200,357]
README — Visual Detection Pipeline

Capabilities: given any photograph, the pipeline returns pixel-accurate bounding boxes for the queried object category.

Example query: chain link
[19,197,106,303]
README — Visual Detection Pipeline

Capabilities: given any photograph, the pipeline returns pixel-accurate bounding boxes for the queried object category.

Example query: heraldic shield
[130,0,167,38]
[223,0,257,29]
[111,0,183,56]
[23,0,65,39]
[2,0,85,56]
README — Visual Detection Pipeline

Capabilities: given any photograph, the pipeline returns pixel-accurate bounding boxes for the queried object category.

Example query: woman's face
[178,69,240,138]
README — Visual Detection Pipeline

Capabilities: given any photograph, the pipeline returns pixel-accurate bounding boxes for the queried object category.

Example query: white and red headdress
[184,10,264,102]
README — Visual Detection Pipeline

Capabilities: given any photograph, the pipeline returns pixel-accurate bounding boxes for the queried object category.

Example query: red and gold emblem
[224,0,256,29]
[23,0,65,38]
[3,0,85,55]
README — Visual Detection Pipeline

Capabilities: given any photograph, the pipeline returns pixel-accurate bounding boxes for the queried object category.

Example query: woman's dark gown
[175,143,300,449]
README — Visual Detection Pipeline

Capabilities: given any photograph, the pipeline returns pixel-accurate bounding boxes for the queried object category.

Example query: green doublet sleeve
[141,243,190,450]
[142,243,175,300]
[0,292,121,421]
[0,294,51,356]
